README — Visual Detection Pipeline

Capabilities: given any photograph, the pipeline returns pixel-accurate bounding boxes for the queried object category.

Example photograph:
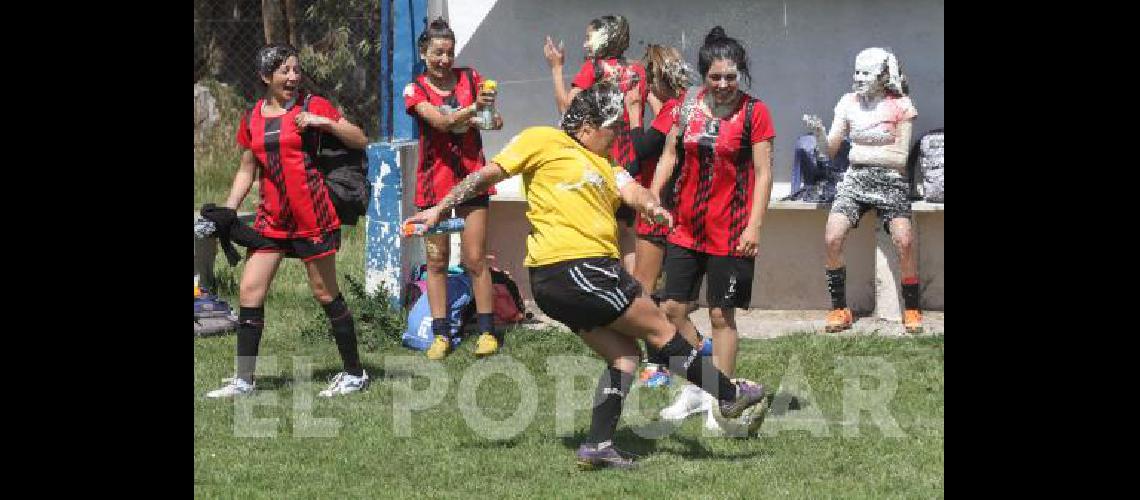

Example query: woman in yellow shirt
[405,83,768,470]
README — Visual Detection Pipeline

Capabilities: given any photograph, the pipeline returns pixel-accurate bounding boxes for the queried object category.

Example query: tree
[261,0,298,45]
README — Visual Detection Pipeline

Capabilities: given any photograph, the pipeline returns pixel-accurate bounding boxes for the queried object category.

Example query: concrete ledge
[769,199,944,212]
[485,198,944,314]
[491,197,946,212]
[518,304,945,339]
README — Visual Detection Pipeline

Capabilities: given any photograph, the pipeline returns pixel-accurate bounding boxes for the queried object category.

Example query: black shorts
[637,233,667,246]
[528,257,643,333]
[615,204,636,227]
[248,229,341,262]
[416,195,490,212]
[660,243,755,308]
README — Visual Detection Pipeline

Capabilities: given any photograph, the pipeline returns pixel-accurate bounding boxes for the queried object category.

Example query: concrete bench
[483,197,944,321]
[365,142,943,323]
[766,200,943,320]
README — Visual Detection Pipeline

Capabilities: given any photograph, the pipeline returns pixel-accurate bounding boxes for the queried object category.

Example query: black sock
[476,312,499,340]
[648,331,737,402]
[646,329,705,364]
[826,267,847,309]
[586,366,633,446]
[236,306,265,383]
[322,295,363,377]
[432,318,450,339]
[902,280,921,310]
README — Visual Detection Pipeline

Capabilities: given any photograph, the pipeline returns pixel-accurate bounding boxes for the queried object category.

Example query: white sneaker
[659,383,711,421]
[206,377,255,398]
[318,370,369,397]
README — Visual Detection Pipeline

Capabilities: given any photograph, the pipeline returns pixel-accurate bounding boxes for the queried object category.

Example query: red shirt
[635,97,680,238]
[236,94,341,239]
[403,67,493,208]
[668,89,775,256]
[571,58,648,172]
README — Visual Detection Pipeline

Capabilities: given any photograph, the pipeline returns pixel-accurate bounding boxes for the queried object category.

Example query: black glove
[199,204,242,265]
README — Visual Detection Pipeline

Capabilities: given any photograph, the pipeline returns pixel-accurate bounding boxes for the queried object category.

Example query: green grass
[195,126,943,499]
[195,278,944,498]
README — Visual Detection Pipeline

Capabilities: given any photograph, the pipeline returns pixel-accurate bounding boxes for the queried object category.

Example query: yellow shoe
[474,332,500,358]
[425,335,451,360]
[903,309,924,334]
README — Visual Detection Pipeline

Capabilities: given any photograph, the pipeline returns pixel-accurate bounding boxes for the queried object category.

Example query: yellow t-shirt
[492,126,623,267]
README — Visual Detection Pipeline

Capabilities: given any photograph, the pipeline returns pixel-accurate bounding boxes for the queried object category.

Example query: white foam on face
[588,25,611,55]
[595,88,624,128]
[853,48,890,97]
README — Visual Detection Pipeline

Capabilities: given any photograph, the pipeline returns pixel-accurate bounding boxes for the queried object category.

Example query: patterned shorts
[831,166,912,228]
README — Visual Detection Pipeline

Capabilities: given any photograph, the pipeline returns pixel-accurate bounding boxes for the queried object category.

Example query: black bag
[300,94,371,225]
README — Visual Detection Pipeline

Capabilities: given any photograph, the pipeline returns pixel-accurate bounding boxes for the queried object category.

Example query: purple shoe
[575,441,638,470]
[717,379,766,419]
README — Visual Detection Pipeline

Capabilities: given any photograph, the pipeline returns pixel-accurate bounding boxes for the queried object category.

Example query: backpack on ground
[402,270,473,351]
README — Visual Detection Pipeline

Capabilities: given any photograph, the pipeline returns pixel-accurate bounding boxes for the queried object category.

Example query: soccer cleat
[425,335,452,360]
[825,307,853,333]
[206,377,255,398]
[473,332,501,358]
[575,441,638,470]
[659,383,710,421]
[903,309,924,334]
[716,379,767,419]
[317,370,369,397]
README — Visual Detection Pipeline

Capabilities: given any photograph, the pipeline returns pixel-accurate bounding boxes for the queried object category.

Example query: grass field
[195,133,943,498]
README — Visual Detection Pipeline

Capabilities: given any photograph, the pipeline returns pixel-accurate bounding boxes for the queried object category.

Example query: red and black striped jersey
[668,89,775,256]
[403,68,493,208]
[635,97,681,238]
[236,94,342,239]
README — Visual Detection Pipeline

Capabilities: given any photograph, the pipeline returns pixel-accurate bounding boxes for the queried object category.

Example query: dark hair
[418,17,455,53]
[698,26,751,87]
[560,82,624,134]
[256,43,299,79]
[587,15,630,60]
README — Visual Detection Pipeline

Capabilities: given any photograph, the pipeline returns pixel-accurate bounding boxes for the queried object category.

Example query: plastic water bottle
[699,337,713,356]
[402,217,466,237]
[476,79,498,130]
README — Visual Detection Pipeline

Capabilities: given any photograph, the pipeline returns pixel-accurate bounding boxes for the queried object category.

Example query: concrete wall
[383,0,945,311]
[450,0,944,194]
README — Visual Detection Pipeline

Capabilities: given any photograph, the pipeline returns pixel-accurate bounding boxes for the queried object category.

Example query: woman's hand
[476,88,496,108]
[403,206,444,231]
[802,114,825,134]
[296,111,334,132]
[734,224,760,257]
[624,86,643,126]
[642,201,674,229]
[543,36,565,69]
